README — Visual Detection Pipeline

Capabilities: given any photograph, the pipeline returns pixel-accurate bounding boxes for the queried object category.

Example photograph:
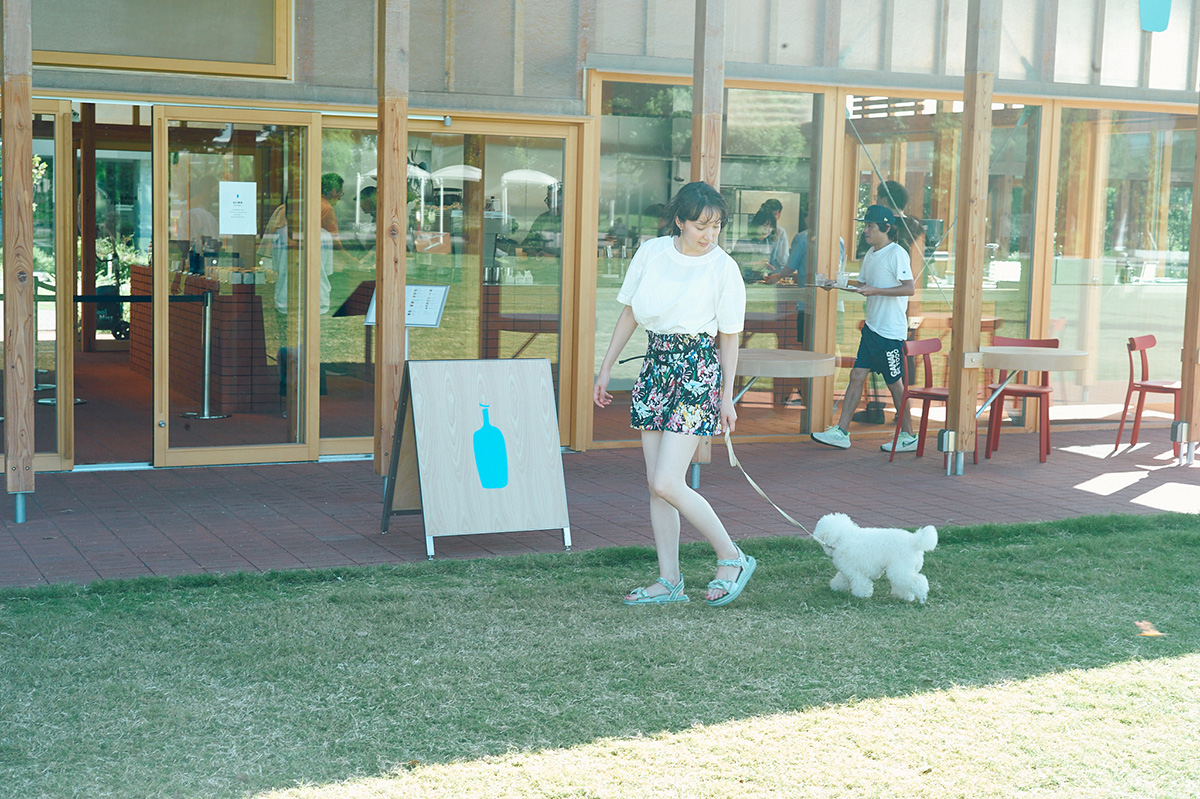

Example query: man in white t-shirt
[812,204,917,451]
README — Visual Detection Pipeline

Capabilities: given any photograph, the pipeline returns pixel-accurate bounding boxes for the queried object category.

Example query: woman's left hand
[721,399,737,434]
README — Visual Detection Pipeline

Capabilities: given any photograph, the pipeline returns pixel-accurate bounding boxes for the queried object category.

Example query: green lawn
[2,513,1197,798]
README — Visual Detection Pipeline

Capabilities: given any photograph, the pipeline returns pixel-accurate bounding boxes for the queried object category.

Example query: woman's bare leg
[647,431,743,601]
[624,431,683,600]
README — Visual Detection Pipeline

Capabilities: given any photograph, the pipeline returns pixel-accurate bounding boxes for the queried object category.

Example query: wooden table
[733,348,836,402]
[942,346,1089,476]
[688,349,834,488]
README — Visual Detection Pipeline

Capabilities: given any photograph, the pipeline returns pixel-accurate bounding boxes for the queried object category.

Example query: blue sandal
[624,576,689,605]
[705,546,757,607]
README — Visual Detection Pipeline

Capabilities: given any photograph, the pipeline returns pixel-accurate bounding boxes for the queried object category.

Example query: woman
[593,181,756,607]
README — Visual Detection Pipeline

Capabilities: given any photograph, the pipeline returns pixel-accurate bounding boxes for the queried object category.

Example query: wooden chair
[1114,334,1181,457]
[888,337,976,464]
[985,335,1058,463]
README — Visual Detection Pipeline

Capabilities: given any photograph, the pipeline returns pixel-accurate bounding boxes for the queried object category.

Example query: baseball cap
[856,204,896,227]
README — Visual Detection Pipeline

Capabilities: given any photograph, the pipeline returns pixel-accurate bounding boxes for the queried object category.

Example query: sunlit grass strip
[264,655,1200,799]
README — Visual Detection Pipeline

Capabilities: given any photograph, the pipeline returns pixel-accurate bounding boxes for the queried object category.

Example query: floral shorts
[630,332,723,436]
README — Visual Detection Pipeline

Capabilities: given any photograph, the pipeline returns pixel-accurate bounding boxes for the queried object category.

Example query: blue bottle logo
[472,403,509,489]
[1140,0,1172,32]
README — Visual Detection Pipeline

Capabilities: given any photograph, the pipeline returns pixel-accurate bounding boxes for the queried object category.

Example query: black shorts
[853,324,904,385]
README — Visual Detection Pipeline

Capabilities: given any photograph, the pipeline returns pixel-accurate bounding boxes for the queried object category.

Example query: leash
[721,431,831,548]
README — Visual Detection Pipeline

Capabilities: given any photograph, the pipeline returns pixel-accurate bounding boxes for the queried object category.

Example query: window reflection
[594,81,823,443]
[1051,109,1191,426]
[403,133,565,396]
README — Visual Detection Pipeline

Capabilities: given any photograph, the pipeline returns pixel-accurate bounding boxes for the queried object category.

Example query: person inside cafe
[731,208,778,283]
[811,204,917,453]
[764,207,846,344]
[525,182,564,258]
[758,198,790,273]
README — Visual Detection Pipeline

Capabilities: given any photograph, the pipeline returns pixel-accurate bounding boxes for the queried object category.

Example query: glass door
[153,108,320,466]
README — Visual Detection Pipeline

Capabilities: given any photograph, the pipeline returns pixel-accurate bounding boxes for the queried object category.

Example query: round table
[736,348,835,379]
[979,346,1089,372]
[942,346,1090,476]
[689,349,836,489]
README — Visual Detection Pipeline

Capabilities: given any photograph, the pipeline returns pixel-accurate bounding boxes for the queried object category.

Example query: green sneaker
[881,432,919,453]
[811,425,851,449]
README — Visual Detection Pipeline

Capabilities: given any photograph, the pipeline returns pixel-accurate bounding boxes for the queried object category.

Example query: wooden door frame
[151,106,322,467]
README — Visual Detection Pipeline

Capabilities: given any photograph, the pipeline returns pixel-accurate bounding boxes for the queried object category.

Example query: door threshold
[72,462,154,472]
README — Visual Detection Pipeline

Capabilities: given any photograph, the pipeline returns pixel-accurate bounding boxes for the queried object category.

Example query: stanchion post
[181,291,230,421]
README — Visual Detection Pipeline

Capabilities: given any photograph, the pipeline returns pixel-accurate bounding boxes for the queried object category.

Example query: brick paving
[1,428,1196,588]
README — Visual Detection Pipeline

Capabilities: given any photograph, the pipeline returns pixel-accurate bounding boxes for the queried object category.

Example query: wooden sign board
[382,358,571,558]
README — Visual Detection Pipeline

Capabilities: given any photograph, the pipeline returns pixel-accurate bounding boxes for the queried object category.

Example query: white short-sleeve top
[616,236,746,336]
[859,241,913,342]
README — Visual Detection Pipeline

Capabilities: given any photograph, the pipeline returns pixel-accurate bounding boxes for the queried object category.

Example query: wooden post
[690,0,724,188]
[3,0,36,499]
[809,90,846,432]
[945,0,999,470]
[1179,96,1200,455]
[374,0,410,475]
[689,0,724,472]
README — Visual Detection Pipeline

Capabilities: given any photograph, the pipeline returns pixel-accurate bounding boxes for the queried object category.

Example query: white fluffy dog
[812,513,938,603]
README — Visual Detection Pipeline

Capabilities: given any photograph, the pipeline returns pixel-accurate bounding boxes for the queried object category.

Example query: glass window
[1050,109,1192,428]
[842,95,1042,435]
[593,81,824,443]
[165,120,310,449]
[404,132,566,396]
[318,128,377,440]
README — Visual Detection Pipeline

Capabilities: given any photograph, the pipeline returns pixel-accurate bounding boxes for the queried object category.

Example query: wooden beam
[375,0,410,475]
[1039,0,1059,81]
[823,3,840,69]
[1180,93,1200,452]
[690,0,724,466]
[690,0,724,189]
[1028,101,1062,342]
[945,0,999,465]
[3,0,35,494]
[809,89,847,432]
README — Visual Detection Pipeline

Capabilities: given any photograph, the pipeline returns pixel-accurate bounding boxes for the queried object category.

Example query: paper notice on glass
[218,182,257,235]
[364,285,449,328]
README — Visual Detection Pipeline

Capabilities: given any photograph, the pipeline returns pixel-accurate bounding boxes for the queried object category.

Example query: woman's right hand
[593,370,613,408]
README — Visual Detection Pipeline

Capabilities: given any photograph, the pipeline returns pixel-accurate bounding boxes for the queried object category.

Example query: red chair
[888,338,977,463]
[985,335,1058,463]
[1114,334,1180,456]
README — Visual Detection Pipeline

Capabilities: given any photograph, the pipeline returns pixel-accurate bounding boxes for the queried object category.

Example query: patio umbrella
[500,169,561,216]
[431,164,482,183]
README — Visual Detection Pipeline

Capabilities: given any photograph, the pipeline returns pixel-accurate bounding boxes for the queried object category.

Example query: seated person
[765,218,846,344]
[524,183,563,258]
[730,209,777,282]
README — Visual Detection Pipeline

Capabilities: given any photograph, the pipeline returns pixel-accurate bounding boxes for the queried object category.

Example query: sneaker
[811,425,851,449]
[881,432,919,453]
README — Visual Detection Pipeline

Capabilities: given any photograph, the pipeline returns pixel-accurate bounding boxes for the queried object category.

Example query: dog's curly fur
[813,513,937,603]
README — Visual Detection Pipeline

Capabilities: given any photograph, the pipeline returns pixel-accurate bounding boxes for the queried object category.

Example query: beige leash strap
[723,431,824,544]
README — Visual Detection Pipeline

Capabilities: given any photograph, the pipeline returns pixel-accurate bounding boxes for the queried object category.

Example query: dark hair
[662,181,728,236]
[321,173,345,197]
[877,180,908,212]
[749,209,776,231]
[760,198,783,215]
[875,220,899,243]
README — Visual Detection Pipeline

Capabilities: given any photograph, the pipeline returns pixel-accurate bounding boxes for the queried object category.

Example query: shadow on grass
[2,513,1197,798]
